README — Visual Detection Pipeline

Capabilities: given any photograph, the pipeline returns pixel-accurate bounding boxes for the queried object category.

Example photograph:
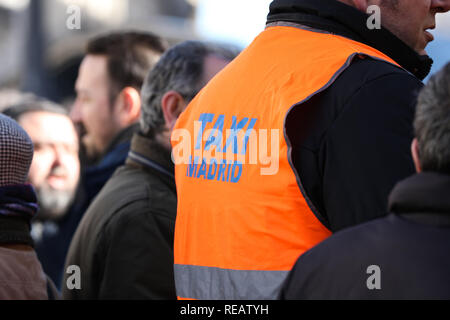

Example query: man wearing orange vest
[172,0,450,299]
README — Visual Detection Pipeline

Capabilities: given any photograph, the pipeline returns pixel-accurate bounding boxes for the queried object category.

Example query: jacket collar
[267,0,433,80]
[126,133,175,182]
[388,173,450,226]
[103,123,139,157]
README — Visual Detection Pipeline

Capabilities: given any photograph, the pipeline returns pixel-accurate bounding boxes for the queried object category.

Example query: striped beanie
[0,114,33,186]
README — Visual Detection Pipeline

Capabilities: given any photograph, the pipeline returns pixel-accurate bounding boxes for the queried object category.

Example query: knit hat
[0,114,33,186]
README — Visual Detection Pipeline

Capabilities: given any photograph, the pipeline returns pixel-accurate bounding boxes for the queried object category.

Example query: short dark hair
[140,40,239,138]
[86,31,168,105]
[2,94,67,121]
[414,62,450,174]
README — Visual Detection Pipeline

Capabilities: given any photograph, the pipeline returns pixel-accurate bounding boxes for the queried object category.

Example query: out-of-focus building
[1,0,448,103]
[0,0,197,105]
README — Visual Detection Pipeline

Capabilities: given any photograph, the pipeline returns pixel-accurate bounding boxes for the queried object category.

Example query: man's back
[172,23,418,299]
[172,0,435,300]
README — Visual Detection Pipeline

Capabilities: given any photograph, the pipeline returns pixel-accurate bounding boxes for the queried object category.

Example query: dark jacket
[63,133,177,300]
[280,172,450,300]
[269,0,428,231]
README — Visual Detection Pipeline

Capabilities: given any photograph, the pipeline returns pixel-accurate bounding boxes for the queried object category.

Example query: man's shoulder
[87,164,176,227]
[287,55,423,153]
[331,57,423,100]
[281,216,395,299]
[308,214,395,253]
[99,164,152,199]
[289,213,439,278]
[283,214,450,299]
[291,56,423,151]
[73,166,147,241]
[107,163,175,201]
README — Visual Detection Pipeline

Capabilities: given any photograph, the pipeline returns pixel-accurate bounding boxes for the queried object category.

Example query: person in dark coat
[0,113,59,299]
[280,62,450,300]
[63,41,237,300]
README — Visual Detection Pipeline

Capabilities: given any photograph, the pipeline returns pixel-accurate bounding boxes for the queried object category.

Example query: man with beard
[70,31,167,213]
[3,96,80,289]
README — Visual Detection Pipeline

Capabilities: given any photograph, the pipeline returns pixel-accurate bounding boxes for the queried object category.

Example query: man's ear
[411,138,422,173]
[114,87,141,127]
[161,91,187,131]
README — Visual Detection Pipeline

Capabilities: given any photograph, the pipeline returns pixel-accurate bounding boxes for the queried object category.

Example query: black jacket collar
[126,133,175,191]
[267,0,433,80]
[388,173,450,226]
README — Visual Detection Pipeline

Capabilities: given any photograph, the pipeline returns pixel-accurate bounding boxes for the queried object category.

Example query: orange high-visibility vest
[171,25,401,300]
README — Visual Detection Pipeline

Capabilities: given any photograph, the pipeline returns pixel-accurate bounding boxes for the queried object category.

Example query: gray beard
[35,185,75,221]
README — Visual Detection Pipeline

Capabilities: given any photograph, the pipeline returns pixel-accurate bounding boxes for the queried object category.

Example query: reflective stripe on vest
[172,25,401,300]
[175,265,288,300]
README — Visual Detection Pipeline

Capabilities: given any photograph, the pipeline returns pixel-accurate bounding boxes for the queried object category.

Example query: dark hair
[140,40,239,138]
[2,94,67,121]
[414,62,450,174]
[86,31,168,105]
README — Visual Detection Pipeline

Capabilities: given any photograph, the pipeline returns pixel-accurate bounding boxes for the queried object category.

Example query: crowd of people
[0,0,449,300]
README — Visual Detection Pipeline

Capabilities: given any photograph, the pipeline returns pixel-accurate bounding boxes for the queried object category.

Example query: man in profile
[70,31,167,213]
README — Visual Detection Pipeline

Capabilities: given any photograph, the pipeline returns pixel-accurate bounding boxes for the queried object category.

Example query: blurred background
[0,0,448,106]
